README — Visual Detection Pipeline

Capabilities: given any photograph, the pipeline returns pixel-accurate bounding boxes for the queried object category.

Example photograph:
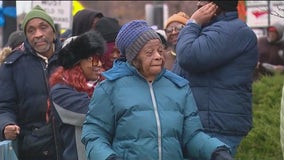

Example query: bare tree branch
[270,4,284,18]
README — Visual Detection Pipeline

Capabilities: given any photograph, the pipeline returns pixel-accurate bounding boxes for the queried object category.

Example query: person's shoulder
[0,47,12,64]
[164,70,189,88]
[2,48,25,65]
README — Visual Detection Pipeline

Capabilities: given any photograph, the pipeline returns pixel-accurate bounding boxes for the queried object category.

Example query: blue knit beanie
[115,20,160,63]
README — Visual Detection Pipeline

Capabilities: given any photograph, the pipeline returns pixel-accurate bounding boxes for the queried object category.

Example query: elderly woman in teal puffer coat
[81,20,233,160]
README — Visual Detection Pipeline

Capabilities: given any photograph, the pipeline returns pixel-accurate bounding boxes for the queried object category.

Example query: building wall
[80,1,198,27]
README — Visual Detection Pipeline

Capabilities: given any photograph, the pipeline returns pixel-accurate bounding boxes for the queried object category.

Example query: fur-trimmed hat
[22,5,55,34]
[115,20,160,63]
[95,17,121,43]
[164,12,189,29]
[58,30,106,69]
[212,1,238,11]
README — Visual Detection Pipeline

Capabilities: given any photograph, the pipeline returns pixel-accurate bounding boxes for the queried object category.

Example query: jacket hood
[268,22,284,42]
[72,9,104,36]
[102,58,188,87]
[0,47,12,65]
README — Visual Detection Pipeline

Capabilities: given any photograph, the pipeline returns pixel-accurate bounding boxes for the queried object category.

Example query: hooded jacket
[0,38,62,159]
[0,47,13,65]
[256,22,284,78]
[173,11,258,136]
[81,59,229,160]
[72,9,103,36]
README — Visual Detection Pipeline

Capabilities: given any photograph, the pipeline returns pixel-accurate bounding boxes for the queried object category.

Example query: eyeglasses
[165,24,185,34]
[91,56,105,67]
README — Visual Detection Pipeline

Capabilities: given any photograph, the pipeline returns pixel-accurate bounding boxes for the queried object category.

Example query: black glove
[106,154,123,160]
[211,149,233,160]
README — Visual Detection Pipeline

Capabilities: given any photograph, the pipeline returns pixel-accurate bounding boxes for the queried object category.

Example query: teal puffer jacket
[81,60,228,160]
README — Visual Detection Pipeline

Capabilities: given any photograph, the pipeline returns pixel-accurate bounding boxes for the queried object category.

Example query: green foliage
[235,74,284,160]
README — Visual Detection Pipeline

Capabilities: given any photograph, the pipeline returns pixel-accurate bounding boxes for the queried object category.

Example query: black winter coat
[0,39,62,160]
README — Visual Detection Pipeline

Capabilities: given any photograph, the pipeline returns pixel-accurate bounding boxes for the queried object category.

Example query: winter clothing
[21,5,55,34]
[81,59,230,160]
[255,22,284,79]
[173,10,258,141]
[0,38,62,159]
[60,29,72,42]
[95,17,121,70]
[72,9,104,36]
[6,31,25,49]
[50,84,90,160]
[50,30,106,160]
[212,1,238,11]
[211,149,233,160]
[58,30,106,69]
[164,11,189,29]
[95,17,121,43]
[163,12,189,71]
[267,22,284,39]
[82,20,232,160]
[115,20,160,63]
[156,31,168,48]
[0,47,12,65]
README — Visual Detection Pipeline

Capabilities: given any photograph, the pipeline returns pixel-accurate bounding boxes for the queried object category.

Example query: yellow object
[170,50,176,56]
[73,0,85,16]
[60,0,85,34]
[164,12,189,29]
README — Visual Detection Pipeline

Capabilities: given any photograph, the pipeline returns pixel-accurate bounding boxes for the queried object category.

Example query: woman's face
[165,22,185,46]
[133,39,164,82]
[79,55,105,81]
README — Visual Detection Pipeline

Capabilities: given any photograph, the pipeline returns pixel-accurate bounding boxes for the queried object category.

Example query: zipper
[148,82,162,160]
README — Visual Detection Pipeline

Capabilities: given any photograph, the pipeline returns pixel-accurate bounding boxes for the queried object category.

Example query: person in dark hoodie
[95,17,121,70]
[72,9,104,36]
[49,30,106,160]
[0,5,62,160]
[254,22,284,80]
[173,0,258,156]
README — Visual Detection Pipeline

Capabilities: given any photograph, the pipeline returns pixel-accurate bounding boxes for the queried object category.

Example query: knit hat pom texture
[22,5,55,34]
[164,12,189,29]
[115,20,160,63]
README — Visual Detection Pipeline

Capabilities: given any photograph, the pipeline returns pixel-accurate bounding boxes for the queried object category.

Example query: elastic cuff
[186,19,200,26]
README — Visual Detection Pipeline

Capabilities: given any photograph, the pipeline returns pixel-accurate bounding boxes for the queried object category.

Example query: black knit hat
[58,30,106,69]
[212,1,238,11]
[95,17,121,43]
